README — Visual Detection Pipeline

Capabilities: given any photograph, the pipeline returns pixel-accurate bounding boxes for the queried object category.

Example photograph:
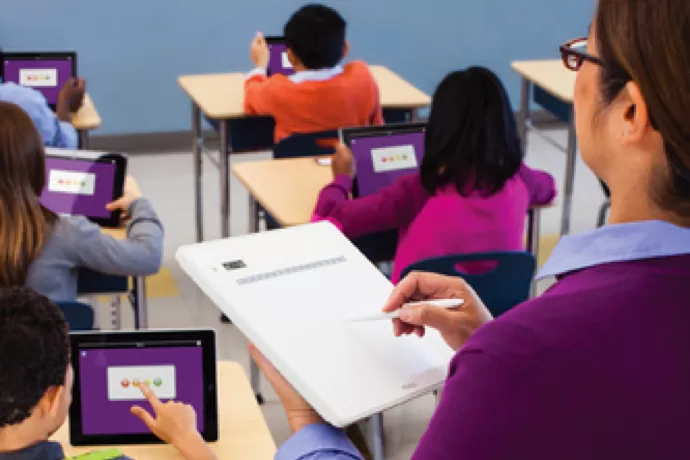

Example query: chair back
[56,301,95,331]
[399,251,536,317]
[272,130,339,159]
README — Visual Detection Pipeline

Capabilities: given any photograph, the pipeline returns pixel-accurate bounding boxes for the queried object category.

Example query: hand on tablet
[131,384,216,460]
[382,272,493,351]
[250,32,269,68]
[106,176,142,216]
[249,343,325,433]
[332,143,355,178]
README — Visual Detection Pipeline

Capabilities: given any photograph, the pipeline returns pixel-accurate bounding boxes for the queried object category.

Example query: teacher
[250,0,690,458]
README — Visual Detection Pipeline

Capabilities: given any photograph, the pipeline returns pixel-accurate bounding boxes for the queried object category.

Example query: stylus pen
[348,299,465,322]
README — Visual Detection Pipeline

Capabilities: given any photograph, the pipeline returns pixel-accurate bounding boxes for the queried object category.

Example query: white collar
[289,65,344,84]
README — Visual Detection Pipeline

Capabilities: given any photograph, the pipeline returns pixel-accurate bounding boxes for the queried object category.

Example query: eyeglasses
[559,38,605,71]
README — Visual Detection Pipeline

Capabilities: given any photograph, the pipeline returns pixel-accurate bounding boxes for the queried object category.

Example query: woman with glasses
[251,0,690,458]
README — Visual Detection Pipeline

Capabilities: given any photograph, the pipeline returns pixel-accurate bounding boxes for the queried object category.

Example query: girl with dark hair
[313,66,556,281]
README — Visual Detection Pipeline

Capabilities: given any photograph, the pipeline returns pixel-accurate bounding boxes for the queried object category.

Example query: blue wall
[0,0,595,135]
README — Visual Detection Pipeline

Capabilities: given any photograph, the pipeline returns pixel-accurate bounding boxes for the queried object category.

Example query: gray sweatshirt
[26,198,164,301]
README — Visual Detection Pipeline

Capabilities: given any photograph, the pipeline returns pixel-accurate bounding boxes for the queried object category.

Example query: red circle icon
[121,378,130,388]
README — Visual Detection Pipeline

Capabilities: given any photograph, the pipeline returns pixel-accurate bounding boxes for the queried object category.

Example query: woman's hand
[249,344,324,433]
[106,176,142,215]
[331,143,356,178]
[382,272,493,351]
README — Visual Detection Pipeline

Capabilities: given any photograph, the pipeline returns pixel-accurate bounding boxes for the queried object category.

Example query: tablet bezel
[340,123,427,198]
[68,329,218,446]
[0,51,78,110]
[43,150,127,227]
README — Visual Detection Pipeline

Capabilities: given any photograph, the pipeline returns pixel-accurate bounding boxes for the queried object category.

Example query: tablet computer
[265,36,295,76]
[340,123,426,198]
[69,329,218,446]
[0,51,77,111]
[41,148,127,227]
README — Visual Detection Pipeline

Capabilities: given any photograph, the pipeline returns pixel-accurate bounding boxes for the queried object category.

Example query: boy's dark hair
[420,67,524,197]
[0,287,69,427]
[284,4,346,69]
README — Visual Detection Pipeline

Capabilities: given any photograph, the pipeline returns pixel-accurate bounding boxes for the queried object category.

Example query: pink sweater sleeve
[312,174,428,238]
[518,164,557,206]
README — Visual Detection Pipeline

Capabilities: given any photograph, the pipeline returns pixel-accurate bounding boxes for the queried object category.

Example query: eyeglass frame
[559,38,605,71]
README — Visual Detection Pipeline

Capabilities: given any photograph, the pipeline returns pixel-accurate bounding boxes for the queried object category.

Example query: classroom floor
[94,127,606,459]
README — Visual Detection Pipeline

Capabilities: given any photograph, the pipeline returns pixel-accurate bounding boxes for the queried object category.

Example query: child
[0,287,216,460]
[313,67,557,281]
[244,4,383,142]
[0,77,85,148]
[0,101,163,299]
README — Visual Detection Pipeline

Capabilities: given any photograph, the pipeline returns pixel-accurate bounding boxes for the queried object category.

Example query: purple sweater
[312,165,556,281]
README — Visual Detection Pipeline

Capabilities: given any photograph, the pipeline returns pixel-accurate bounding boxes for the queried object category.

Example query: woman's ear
[619,81,650,144]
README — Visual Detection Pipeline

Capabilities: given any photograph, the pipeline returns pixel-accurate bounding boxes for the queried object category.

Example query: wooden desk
[512,59,577,235]
[97,227,149,329]
[178,65,431,243]
[54,361,276,459]
[72,94,102,149]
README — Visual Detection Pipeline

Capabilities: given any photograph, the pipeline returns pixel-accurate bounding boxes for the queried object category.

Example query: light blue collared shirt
[0,82,78,148]
[245,65,345,84]
[537,220,690,279]
[276,220,690,460]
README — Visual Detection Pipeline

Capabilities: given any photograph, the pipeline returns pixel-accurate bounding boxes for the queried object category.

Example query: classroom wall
[0,0,595,136]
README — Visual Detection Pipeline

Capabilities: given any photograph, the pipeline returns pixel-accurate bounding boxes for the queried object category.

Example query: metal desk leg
[368,413,385,460]
[410,107,420,123]
[192,104,203,242]
[526,208,542,298]
[219,120,230,239]
[132,276,149,330]
[561,109,578,235]
[248,195,264,403]
[79,130,90,149]
[518,77,531,154]
[110,296,122,330]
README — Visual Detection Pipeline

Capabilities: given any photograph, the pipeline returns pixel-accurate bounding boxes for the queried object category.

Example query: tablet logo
[19,68,58,88]
[48,170,96,196]
[107,365,176,401]
[281,51,293,70]
[371,145,418,173]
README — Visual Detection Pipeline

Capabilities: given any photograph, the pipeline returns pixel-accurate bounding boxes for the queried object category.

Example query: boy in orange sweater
[244,4,384,142]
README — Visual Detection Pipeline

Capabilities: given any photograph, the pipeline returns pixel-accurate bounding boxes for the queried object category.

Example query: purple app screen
[40,157,116,219]
[2,58,74,105]
[351,131,426,196]
[268,43,295,76]
[78,346,205,435]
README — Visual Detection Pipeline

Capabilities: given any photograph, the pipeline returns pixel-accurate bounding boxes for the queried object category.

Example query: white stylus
[348,299,465,323]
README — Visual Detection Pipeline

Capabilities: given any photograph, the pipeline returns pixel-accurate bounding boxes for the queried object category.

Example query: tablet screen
[267,42,295,76]
[40,156,117,219]
[76,339,205,435]
[2,57,74,106]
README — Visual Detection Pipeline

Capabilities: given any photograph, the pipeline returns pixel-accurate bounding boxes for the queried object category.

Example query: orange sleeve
[243,74,280,115]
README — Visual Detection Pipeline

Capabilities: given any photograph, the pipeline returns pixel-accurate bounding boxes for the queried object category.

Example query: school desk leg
[410,108,420,122]
[79,130,90,149]
[192,103,204,242]
[368,413,385,460]
[561,108,578,236]
[219,120,230,239]
[110,295,122,330]
[132,276,149,329]
[250,358,263,404]
[518,77,531,154]
[526,207,542,298]
[248,196,259,234]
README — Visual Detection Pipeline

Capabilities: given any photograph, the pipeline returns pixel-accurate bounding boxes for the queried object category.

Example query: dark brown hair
[596,0,690,217]
[0,102,57,286]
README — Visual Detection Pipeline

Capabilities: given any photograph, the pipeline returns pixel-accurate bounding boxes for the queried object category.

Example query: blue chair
[56,301,95,331]
[399,251,536,317]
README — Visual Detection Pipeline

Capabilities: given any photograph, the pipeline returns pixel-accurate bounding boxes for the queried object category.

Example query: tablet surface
[0,51,77,110]
[265,37,295,76]
[341,123,426,198]
[177,222,453,427]
[42,148,127,227]
[69,329,218,446]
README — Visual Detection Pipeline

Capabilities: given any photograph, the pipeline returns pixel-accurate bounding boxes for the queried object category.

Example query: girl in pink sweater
[313,67,557,281]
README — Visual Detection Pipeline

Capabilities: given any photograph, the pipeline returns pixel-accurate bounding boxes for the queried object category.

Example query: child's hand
[106,176,142,215]
[250,32,270,68]
[332,143,356,178]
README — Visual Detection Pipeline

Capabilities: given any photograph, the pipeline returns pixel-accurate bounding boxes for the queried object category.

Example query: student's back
[0,102,163,300]
[313,68,556,280]
[244,4,383,141]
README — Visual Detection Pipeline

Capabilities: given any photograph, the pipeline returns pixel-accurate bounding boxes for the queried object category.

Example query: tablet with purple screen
[266,37,295,76]
[341,123,426,197]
